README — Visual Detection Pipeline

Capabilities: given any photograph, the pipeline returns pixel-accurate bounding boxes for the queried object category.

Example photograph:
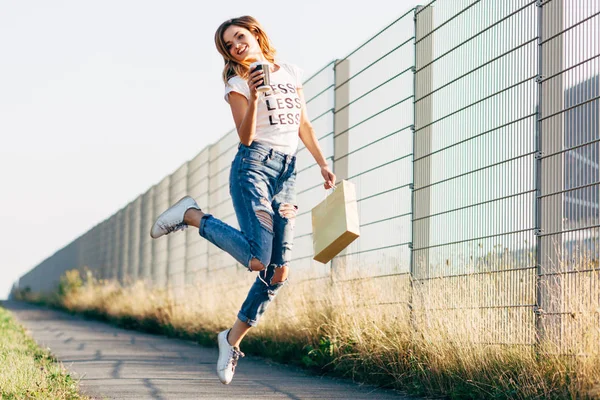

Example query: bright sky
[0,0,422,299]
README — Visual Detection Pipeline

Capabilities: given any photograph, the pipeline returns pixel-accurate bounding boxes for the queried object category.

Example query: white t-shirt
[224,61,304,155]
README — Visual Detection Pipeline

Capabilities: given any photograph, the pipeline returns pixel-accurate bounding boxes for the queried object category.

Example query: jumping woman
[150,15,335,385]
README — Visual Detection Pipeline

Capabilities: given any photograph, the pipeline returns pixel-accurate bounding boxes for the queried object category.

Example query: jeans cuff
[198,214,212,237]
[237,311,258,327]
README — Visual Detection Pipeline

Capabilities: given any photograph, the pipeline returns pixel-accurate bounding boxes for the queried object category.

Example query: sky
[0,0,423,299]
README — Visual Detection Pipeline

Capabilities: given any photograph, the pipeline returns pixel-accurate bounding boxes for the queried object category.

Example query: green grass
[0,302,88,400]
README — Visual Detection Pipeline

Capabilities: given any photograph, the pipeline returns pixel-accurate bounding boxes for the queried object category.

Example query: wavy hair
[214,16,277,84]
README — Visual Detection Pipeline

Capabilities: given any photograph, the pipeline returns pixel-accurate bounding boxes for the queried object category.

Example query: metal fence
[412,0,540,344]
[537,0,600,350]
[17,1,599,351]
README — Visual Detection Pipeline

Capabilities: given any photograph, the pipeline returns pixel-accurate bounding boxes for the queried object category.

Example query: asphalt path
[3,301,412,400]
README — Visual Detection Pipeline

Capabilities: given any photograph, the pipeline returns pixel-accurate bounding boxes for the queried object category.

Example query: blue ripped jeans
[199,141,297,326]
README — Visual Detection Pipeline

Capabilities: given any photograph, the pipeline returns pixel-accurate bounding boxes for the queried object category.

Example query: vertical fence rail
[185,148,210,290]
[535,0,543,346]
[113,209,122,282]
[168,163,189,298]
[413,4,433,283]
[139,186,154,284]
[120,205,130,284]
[152,176,170,288]
[106,214,116,281]
[129,196,141,283]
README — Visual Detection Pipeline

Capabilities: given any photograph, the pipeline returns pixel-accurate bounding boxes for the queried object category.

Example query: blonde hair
[214,16,277,84]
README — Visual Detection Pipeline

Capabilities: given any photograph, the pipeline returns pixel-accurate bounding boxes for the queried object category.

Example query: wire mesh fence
[17,0,599,353]
[332,9,414,283]
[413,0,540,345]
[537,0,599,352]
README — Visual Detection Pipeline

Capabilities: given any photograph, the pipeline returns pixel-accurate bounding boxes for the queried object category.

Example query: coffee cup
[250,61,271,93]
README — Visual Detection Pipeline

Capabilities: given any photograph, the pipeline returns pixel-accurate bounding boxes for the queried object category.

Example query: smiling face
[214,16,277,83]
[222,25,262,63]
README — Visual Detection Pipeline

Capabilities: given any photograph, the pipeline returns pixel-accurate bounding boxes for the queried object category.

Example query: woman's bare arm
[229,92,258,145]
[228,67,265,145]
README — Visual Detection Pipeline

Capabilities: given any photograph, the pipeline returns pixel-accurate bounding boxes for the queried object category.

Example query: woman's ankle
[184,208,203,228]
[228,319,251,347]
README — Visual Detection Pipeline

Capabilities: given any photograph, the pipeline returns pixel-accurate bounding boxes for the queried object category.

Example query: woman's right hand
[247,67,264,102]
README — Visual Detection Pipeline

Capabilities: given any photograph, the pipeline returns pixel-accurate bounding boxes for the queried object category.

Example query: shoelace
[229,347,245,372]
[164,222,187,234]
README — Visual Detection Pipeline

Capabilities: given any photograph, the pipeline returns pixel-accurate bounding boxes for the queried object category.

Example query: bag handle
[319,183,337,201]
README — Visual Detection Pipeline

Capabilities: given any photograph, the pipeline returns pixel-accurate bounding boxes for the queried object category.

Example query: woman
[150,15,335,385]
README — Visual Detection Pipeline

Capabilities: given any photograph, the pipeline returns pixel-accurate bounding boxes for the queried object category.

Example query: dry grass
[15,258,600,399]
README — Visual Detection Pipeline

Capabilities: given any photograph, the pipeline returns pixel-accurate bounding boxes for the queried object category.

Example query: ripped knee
[278,203,297,229]
[278,204,297,219]
[270,265,289,285]
[249,258,266,272]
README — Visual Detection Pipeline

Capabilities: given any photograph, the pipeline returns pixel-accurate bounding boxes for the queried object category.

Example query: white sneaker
[216,329,244,385]
[150,196,200,239]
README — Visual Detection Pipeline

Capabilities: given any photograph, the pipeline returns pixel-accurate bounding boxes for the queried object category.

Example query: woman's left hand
[320,165,336,190]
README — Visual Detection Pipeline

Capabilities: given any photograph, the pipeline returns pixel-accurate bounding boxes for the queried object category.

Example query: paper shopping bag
[311,180,360,264]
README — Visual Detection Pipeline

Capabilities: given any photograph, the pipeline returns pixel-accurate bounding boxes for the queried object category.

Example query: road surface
[3,301,411,400]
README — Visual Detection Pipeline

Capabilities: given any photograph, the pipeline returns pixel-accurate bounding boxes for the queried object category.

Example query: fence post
[410,6,420,334]
[332,58,350,280]
[113,210,122,282]
[413,4,434,317]
[536,0,565,346]
[139,186,155,285]
[107,214,116,280]
[167,163,189,299]
[152,176,171,288]
[121,205,130,284]
[129,196,142,283]
[333,59,350,183]
[534,0,543,349]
